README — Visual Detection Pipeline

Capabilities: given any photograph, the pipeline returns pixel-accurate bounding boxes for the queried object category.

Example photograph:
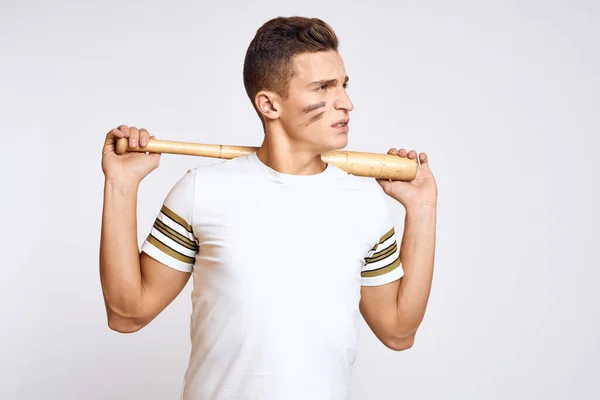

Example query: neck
[256,124,327,176]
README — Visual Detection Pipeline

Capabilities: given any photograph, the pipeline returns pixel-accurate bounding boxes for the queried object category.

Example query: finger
[129,126,139,148]
[106,127,125,140]
[139,128,150,147]
[419,152,429,167]
[398,148,407,157]
[103,128,125,148]
[118,125,130,136]
[104,128,117,141]
[388,148,398,155]
[407,150,417,159]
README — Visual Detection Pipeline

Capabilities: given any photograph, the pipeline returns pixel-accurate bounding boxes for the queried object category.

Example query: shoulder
[328,164,389,201]
[344,174,394,228]
[324,165,393,227]
[162,154,254,193]
[186,153,256,180]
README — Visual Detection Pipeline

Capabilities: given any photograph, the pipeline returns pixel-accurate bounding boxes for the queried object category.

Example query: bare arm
[100,179,190,333]
[360,205,436,350]
[99,125,190,333]
[360,148,437,350]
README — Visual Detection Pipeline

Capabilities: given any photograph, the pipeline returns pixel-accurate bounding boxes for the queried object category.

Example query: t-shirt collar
[248,151,340,184]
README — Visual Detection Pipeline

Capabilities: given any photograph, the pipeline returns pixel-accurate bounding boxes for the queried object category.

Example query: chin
[319,132,348,153]
[332,133,348,150]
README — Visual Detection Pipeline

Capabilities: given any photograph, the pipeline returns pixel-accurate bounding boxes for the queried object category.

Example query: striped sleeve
[361,225,404,286]
[141,169,199,273]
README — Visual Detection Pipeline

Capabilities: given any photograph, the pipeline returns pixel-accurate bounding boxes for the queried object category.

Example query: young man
[100,16,437,399]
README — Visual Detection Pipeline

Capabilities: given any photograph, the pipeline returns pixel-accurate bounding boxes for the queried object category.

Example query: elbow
[108,315,144,333]
[382,332,416,351]
[105,304,148,334]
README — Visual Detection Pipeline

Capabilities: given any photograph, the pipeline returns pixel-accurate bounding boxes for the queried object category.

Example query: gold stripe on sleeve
[365,242,397,264]
[379,227,395,244]
[154,219,198,251]
[161,205,193,233]
[361,255,401,278]
[147,235,195,264]
[367,227,395,254]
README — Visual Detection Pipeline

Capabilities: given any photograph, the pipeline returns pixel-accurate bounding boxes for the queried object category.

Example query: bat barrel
[322,151,417,181]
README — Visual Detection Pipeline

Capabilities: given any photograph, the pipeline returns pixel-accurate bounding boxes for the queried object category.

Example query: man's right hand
[102,125,161,185]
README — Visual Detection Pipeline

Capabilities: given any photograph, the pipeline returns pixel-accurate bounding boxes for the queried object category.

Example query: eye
[317,84,328,91]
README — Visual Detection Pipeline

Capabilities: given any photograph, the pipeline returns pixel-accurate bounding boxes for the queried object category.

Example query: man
[100,16,437,399]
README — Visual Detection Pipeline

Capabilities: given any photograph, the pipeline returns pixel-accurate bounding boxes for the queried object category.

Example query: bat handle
[115,138,129,155]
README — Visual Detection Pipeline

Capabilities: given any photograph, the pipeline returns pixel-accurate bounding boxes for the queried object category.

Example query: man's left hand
[377,148,438,209]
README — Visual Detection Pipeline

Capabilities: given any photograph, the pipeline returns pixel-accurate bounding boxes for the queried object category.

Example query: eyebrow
[307,76,349,87]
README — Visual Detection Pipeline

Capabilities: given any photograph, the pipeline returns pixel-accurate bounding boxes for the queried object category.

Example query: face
[262,50,354,153]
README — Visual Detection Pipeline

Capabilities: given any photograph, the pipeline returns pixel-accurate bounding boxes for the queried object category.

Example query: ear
[255,91,281,121]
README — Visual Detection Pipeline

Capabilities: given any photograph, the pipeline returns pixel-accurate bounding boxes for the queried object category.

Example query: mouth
[331,118,349,128]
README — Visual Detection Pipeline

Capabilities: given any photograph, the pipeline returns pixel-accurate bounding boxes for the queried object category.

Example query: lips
[332,118,349,127]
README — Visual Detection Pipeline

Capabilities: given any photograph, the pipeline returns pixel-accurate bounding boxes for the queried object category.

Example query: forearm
[396,205,437,335]
[99,179,143,319]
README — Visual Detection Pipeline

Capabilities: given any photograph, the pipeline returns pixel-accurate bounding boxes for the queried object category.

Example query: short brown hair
[243,16,339,114]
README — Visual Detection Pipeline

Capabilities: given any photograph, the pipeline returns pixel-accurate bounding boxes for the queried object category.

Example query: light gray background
[1,0,598,399]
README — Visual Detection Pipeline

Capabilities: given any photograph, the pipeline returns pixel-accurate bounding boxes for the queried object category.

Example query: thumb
[376,178,392,195]
[149,152,161,165]
[102,132,118,157]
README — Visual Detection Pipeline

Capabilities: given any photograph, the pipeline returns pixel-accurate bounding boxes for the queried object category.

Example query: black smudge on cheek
[302,102,327,113]
[300,111,325,127]
[299,102,327,127]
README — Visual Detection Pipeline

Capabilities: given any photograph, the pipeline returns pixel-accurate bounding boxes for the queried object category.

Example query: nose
[334,87,354,112]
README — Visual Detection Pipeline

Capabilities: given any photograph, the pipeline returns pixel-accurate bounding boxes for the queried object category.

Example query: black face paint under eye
[299,102,327,127]
[300,111,325,127]
[302,102,327,113]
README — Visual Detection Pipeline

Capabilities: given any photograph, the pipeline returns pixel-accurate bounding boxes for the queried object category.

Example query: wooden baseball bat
[114,137,417,181]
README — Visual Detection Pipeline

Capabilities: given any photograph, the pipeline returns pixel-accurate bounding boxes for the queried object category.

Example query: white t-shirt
[141,151,403,400]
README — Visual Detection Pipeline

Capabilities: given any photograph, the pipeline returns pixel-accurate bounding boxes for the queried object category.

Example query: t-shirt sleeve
[140,168,199,273]
[361,193,404,286]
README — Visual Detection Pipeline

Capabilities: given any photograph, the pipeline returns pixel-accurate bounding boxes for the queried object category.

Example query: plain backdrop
[1,0,598,399]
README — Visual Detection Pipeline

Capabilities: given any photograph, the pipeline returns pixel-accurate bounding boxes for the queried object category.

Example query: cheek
[280,92,335,131]
[299,103,332,127]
